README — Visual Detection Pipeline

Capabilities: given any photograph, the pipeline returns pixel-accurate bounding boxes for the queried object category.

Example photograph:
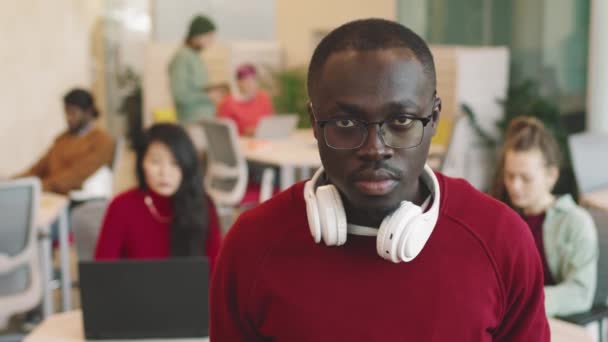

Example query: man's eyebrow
[385,100,422,113]
[334,102,368,117]
[327,100,424,118]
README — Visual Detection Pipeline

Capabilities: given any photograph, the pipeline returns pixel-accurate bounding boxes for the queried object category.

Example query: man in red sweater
[210,19,550,341]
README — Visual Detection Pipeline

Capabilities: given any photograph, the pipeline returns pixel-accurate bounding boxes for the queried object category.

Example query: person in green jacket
[491,116,599,317]
[168,15,217,124]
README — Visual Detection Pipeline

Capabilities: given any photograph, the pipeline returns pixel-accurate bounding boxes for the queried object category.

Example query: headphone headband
[308,165,439,218]
[304,164,440,262]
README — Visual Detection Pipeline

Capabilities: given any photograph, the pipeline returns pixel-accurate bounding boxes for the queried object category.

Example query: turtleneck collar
[144,188,173,216]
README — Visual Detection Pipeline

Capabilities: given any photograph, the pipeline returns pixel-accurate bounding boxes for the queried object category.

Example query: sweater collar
[552,194,577,212]
[145,188,173,215]
[69,122,94,137]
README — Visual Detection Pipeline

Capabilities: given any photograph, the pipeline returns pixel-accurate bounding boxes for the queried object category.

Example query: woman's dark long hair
[136,123,208,257]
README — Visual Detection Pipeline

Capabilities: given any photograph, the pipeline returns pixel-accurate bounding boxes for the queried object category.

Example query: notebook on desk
[79,258,209,340]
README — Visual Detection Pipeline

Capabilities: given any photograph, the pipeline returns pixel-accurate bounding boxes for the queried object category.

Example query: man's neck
[186,43,202,52]
[71,122,93,136]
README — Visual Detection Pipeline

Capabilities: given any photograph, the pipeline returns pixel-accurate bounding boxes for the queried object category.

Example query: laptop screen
[255,115,299,139]
[79,258,209,340]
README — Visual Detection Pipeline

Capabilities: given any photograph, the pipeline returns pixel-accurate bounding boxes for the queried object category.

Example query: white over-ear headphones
[303,164,441,263]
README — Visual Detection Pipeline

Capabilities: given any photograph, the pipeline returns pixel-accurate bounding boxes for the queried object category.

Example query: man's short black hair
[307,18,436,96]
[63,88,99,118]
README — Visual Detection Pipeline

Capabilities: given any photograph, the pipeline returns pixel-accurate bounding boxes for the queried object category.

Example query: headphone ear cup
[315,185,347,246]
[304,183,322,243]
[398,216,433,262]
[376,202,422,263]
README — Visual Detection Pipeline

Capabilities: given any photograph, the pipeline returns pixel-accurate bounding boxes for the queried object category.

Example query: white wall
[587,0,608,133]
[0,0,102,176]
[152,0,276,42]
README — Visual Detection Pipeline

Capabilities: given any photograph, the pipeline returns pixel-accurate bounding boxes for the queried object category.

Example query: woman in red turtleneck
[94,124,222,271]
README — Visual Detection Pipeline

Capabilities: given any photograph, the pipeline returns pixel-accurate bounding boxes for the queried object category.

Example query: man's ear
[428,94,442,137]
[308,102,318,140]
[432,96,442,126]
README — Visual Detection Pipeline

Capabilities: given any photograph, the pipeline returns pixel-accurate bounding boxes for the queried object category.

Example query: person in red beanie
[217,63,274,136]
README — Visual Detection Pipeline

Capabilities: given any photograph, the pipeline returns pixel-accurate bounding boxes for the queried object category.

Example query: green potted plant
[262,66,310,128]
[116,67,143,149]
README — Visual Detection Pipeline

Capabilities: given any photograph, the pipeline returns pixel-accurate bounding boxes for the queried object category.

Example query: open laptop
[79,258,209,340]
[255,114,299,139]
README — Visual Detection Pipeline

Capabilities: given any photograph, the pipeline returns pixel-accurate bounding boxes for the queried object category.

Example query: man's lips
[354,179,399,195]
[352,169,399,196]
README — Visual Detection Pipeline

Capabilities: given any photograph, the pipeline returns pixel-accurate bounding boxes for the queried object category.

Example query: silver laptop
[255,114,299,139]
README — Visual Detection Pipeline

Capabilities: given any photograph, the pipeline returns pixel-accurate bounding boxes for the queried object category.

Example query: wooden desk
[581,187,608,212]
[240,129,446,190]
[24,310,209,342]
[240,129,320,190]
[37,193,72,317]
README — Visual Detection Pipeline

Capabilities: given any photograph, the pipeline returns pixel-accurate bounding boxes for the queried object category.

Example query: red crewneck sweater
[94,188,222,271]
[210,173,549,341]
[216,91,273,135]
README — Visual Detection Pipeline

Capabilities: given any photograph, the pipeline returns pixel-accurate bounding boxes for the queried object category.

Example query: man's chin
[349,196,401,218]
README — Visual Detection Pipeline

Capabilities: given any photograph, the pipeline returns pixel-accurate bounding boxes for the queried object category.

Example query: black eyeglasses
[310,107,434,150]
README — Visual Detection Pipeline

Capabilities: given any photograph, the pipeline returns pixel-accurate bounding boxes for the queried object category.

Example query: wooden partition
[430,45,510,146]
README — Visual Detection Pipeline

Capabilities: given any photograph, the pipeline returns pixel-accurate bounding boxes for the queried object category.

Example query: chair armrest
[207,163,241,178]
[557,305,608,325]
[0,252,29,274]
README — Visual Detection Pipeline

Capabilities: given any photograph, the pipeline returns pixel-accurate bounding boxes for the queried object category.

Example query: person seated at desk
[217,63,274,136]
[491,116,598,317]
[15,88,113,195]
[95,124,222,269]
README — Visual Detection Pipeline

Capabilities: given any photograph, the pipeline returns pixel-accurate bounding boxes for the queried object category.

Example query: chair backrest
[0,178,43,329]
[200,118,248,207]
[0,179,38,257]
[569,132,608,194]
[71,200,108,262]
[589,207,608,306]
[254,114,299,139]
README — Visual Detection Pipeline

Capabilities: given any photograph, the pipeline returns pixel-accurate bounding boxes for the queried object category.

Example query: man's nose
[356,124,393,161]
